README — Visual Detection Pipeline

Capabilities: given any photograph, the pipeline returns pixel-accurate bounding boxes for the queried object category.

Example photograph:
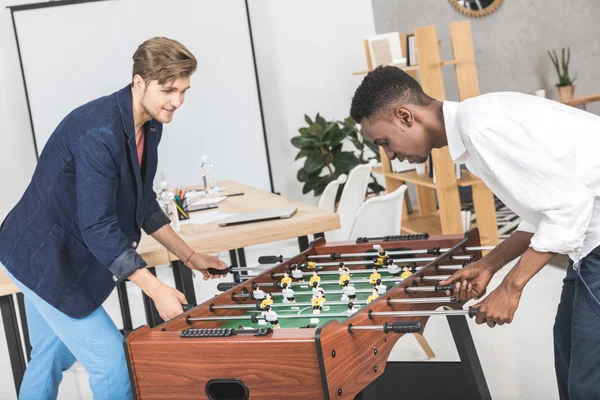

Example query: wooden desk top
[560,94,600,107]
[138,181,340,266]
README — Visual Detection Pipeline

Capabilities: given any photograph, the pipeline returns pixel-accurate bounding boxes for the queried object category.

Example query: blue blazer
[0,85,170,318]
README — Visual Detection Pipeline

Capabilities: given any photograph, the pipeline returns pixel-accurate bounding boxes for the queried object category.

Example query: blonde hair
[132,37,197,85]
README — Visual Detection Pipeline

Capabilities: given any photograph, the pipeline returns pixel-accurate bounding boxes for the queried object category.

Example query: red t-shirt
[136,130,145,166]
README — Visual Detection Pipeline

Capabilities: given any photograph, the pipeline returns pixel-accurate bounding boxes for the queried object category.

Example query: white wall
[0,1,38,219]
[248,0,376,204]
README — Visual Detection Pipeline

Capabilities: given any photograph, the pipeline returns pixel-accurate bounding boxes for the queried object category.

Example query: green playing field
[218,269,413,330]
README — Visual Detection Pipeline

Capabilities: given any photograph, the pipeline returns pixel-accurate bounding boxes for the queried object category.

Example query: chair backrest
[317,174,347,212]
[348,185,408,241]
[327,162,374,241]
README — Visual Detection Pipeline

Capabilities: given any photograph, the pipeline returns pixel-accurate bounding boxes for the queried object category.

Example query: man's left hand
[473,282,522,328]
[187,253,228,280]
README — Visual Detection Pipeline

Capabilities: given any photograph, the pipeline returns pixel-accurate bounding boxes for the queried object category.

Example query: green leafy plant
[292,114,384,197]
[548,47,577,87]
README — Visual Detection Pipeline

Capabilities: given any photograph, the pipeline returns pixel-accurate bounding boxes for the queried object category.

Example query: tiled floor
[0,239,567,399]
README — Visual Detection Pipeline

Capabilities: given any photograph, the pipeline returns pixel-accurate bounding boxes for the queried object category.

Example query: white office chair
[327,162,374,241]
[348,185,408,241]
[317,174,347,213]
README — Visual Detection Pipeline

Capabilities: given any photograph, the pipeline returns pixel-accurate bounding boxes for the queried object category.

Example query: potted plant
[548,47,577,101]
[291,114,383,198]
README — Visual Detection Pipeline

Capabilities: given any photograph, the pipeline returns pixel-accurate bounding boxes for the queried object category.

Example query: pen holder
[175,198,190,221]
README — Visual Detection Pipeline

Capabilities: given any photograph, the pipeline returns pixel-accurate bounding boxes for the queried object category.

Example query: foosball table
[125,229,492,400]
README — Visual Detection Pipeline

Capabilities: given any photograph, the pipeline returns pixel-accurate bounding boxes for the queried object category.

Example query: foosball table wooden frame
[124,229,491,400]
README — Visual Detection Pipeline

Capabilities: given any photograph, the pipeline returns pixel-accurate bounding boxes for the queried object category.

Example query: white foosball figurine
[386,259,401,277]
[262,310,280,329]
[253,287,266,300]
[281,283,296,304]
[291,264,304,281]
[375,279,387,295]
[341,280,357,302]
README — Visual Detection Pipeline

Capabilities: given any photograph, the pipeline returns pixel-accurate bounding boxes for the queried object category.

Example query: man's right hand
[150,284,188,321]
[439,261,496,301]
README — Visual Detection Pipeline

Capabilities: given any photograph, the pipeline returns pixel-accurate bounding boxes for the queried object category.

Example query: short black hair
[350,66,432,123]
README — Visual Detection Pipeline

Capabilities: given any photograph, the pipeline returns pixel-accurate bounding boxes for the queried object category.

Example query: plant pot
[556,85,575,101]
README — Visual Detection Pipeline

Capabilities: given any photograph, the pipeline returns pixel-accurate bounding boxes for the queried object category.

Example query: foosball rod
[305,246,494,260]
[209,300,369,311]
[270,264,465,278]
[299,256,473,268]
[252,275,450,289]
[234,284,455,299]
[368,307,478,319]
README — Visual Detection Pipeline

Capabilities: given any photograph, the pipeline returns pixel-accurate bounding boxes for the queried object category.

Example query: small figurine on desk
[375,278,387,295]
[372,244,389,266]
[253,287,266,301]
[290,264,304,281]
[386,258,401,277]
[281,283,296,304]
[367,288,380,304]
[260,292,274,311]
[280,272,292,289]
[312,290,326,315]
[262,309,280,329]
[341,279,357,302]
[309,270,321,288]
[339,267,351,289]
[369,267,381,287]
[401,266,413,281]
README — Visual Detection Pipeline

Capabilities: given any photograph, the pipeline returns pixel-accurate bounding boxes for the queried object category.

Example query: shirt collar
[443,100,467,161]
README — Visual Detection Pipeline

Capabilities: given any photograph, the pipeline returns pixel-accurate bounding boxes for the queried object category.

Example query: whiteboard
[12,0,272,191]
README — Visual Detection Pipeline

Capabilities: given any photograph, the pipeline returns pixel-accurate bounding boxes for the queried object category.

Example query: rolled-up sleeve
[466,119,594,255]
[517,220,537,233]
[75,130,147,281]
[142,190,170,235]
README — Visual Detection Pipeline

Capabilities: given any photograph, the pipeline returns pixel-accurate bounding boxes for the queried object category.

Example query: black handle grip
[217,282,238,291]
[383,321,422,334]
[207,266,233,275]
[182,303,197,312]
[468,306,479,318]
[258,255,284,264]
[434,283,456,293]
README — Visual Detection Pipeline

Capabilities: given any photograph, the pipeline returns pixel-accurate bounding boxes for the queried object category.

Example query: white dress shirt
[444,92,600,264]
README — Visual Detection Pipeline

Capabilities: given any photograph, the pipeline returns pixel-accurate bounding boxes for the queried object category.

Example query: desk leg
[142,267,164,328]
[314,232,325,240]
[1,294,26,395]
[16,293,31,360]
[117,282,133,332]
[172,260,197,305]
[298,235,310,252]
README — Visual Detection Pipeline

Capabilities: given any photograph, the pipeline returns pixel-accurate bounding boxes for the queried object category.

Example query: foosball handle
[182,303,197,312]
[217,282,239,292]
[383,321,422,334]
[258,255,284,264]
[207,266,234,275]
[434,283,456,293]
[468,306,479,318]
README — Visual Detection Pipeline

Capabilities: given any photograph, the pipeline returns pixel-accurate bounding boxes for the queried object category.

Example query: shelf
[352,60,456,76]
[384,169,483,188]
[372,166,383,175]
[401,213,443,236]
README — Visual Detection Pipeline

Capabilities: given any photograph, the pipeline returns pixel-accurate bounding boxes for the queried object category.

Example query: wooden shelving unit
[362,21,499,247]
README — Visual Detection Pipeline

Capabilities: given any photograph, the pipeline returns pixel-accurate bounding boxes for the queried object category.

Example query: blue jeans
[554,250,600,399]
[3,267,132,400]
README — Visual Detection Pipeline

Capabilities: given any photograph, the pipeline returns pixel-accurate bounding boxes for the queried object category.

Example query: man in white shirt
[350,66,600,400]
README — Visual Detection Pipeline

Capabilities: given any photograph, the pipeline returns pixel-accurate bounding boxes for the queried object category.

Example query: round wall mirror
[448,0,504,18]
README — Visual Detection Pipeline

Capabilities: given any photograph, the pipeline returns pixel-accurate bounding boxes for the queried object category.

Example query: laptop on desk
[217,207,298,227]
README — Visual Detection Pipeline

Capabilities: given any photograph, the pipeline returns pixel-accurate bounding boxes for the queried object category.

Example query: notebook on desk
[217,207,298,227]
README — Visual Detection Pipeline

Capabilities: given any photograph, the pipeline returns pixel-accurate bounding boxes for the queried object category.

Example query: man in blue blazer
[0,37,227,399]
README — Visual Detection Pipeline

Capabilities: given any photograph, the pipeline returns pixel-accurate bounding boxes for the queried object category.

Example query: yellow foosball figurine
[338,267,351,288]
[312,290,326,315]
[260,292,274,311]
[369,268,381,287]
[367,288,380,304]
[309,271,321,288]
[280,272,292,289]
[300,261,316,269]
[372,244,389,266]
[400,266,413,281]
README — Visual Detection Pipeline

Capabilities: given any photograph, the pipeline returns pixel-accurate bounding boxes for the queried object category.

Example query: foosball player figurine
[401,266,413,281]
[281,283,296,304]
[370,267,381,287]
[260,292,274,311]
[375,278,387,295]
[309,270,321,288]
[312,282,323,299]
[299,261,316,269]
[341,279,357,302]
[262,309,280,329]
[281,271,293,289]
[337,262,346,275]
[386,258,401,277]
[253,287,267,300]
[372,244,389,266]
[312,290,326,315]
[367,288,380,304]
[290,264,304,281]
[346,301,358,315]
[339,267,351,289]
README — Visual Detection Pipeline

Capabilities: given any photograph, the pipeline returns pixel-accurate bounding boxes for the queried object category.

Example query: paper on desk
[186,187,227,200]
[188,196,227,207]
[179,210,235,225]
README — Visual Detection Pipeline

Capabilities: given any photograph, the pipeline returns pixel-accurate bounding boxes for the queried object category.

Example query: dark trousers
[554,250,600,399]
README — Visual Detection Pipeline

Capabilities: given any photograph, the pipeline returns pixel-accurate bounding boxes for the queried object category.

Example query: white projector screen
[12,0,273,192]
